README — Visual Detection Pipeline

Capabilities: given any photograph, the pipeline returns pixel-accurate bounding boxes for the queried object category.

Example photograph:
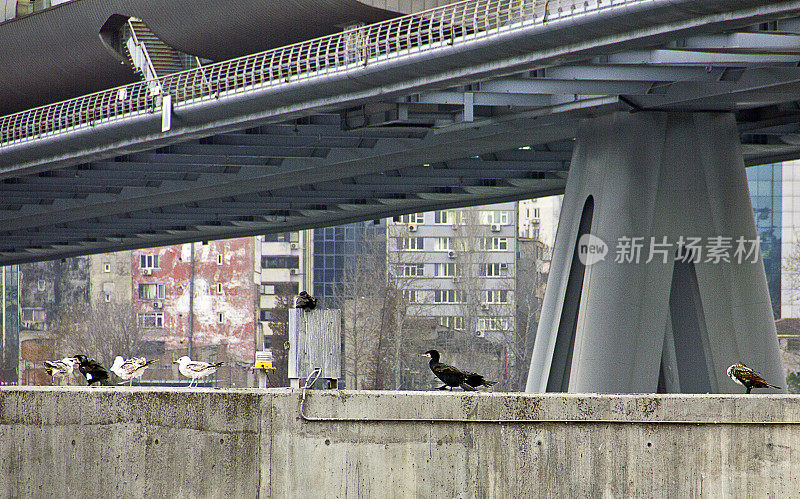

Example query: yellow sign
[253,362,275,370]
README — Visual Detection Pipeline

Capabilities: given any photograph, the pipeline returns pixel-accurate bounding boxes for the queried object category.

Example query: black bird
[73,354,110,386]
[727,362,781,394]
[423,349,496,391]
[295,291,317,311]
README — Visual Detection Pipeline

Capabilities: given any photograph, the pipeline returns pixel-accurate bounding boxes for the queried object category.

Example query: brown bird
[726,362,781,394]
[423,349,496,391]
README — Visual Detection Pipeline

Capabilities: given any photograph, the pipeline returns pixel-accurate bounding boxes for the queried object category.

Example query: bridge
[3,0,800,392]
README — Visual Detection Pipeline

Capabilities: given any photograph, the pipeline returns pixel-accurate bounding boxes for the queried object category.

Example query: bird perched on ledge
[111,356,156,386]
[423,349,497,391]
[73,354,110,386]
[175,356,224,387]
[727,362,781,394]
[43,357,77,385]
[295,291,317,311]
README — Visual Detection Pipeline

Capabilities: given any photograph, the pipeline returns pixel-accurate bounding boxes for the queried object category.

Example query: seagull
[43,357,77,385]
[423,349,496,391]
[295,291,317,311]
[727,362,781,394]
[73,354,110,386]
[111,356,156,386]
[174,356,223,387]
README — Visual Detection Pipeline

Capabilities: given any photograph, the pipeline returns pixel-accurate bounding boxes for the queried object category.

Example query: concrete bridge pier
[526,111,785,394]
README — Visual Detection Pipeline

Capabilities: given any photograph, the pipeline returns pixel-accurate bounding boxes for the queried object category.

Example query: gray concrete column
[526,112,785,394]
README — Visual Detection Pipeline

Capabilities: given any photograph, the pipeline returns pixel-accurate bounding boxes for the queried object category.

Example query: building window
[481,210,510,225]
[481,263,509,277]
[483,290,510,304]
[138,312,164,328]
[260,309,272,321]
[432,237,452,251]
[533,208,540,219]
[140,254,160,269]
[438,316,464,330]
[215,283,223,294]
[262,256,300,268]
[261,284,276,295]
[402,290,423,303]
[478,317,511,331]
[480,237,509,251]
[398,264,424,277]
[396,213,424,224]
[104,293,112,303]
[138,283,165,300]
[400,237,424,251]
[217,254,223,265]
[37,279,46,291]
[433,263,458,277]
[217,312,224,323]
[103,263,111,273]
[433,289,464,304]
[21,308,46,324]
[433,211,452,225]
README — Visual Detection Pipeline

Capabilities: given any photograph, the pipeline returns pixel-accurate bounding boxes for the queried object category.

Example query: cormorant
[174,356,224,387]
[423,349,496,391]
[727,362,781,394]
[111,356,156,386]
[295,291,317,311]
[73,355,110,386]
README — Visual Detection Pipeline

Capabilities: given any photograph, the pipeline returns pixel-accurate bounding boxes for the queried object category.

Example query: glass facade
[747,163,781,318]
[313,220,386,303]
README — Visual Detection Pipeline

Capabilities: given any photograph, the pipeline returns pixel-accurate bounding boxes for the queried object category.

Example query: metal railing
[0,0,645,148]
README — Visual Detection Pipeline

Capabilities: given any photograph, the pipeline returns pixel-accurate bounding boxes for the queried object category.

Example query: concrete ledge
[2,387,800,497]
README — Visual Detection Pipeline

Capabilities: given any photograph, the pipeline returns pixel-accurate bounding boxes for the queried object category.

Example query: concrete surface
[2,387,800,497]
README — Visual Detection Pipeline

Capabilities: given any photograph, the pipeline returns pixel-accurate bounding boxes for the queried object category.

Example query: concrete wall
[2,387,800,497]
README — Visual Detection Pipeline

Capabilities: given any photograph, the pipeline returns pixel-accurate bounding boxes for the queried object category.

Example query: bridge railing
[0,0,643,148]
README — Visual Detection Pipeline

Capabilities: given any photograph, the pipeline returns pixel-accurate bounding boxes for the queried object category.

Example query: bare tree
[341,234,388,389]
[49,301,142,379]
[265,283,294,387]
[515,238,550,390]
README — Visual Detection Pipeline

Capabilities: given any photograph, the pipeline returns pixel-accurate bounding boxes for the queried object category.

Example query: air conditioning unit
[290,243,299,250]
[481,303,490,311]
[490,224,502,232]
[153,301,163,309]
[476,330,486,338]
[290,269,300,275]
[141,268,152,275]
[408,224,417,232]
[447,250,456,258]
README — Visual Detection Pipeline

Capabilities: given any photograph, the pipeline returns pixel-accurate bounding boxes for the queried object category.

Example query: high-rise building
[131,238,259,386]
[518,196,562,249]
[743,163,782,318]
[313,221,386,305]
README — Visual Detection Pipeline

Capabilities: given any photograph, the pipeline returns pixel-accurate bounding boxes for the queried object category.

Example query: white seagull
[43,357,77,385]
[174,356,224,387]
[111,356,156,386]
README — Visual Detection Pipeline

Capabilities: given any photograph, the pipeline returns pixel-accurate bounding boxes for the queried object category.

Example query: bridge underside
[4,1,800,265]
[2,0,800,393]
